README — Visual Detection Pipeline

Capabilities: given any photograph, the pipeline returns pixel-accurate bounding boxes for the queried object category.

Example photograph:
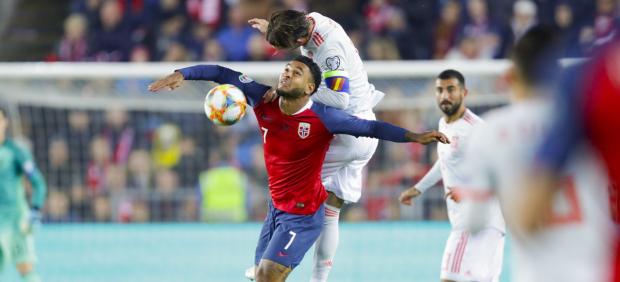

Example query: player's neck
[445,107,466,123]
[280,96,310,115]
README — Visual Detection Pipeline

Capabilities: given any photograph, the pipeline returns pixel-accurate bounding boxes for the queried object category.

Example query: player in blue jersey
[0,107,47,282]
[149,55,448,281]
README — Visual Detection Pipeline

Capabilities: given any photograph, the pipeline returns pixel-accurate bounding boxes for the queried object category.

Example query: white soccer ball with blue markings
[204,84,248,126]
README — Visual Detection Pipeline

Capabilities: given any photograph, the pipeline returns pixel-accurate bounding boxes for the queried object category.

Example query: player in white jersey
[456,26,613,282]
[399,69,505,282]
[247,10,385,281]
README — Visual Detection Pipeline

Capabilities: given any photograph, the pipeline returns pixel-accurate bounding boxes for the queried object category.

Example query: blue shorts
[254,202,324,269]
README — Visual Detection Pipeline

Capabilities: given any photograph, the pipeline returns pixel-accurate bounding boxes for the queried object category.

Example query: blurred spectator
[46,138,72,190]
[553,2,583,57]
[446,35,480,60]
[201,39,225,61]
[127,149,152,191]
[69,182,92,221]
[86,136,111,193]
[176,137,206,188]
[433,0,462,59]
[71,0,103,20]
[152,0,189,60]
[247,33,271,61]
[580,0,618,53]
[511,0,537,43]
[364,0,398,35]
[162,41,191,61]
[93,194,112,222]
[103,108,134,165]
[105,165,127,192]
[152,123,181,169]
[57,14,89,61]
[89,0,133,61]
[215,5,256,61]
[366,37,400,60]
[460,0,509,58]
[45,190,70,222]
[151,168,180,221]
[187,0,224,27]
[66,110,92,175]
[199,149,247,222]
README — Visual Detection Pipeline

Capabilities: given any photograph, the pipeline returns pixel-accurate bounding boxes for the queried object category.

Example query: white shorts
[321,110,379,203]
[440,229,504,282]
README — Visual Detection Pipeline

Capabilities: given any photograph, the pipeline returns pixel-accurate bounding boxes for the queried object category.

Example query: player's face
[277,61,313,98]
[436,78,466,116]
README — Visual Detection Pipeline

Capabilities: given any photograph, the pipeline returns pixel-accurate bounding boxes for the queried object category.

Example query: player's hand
[445,189,461,203]
[248,18,269,34]
[406,130,450,145]
[148,71,185,92]
[399,187,422,205]
[28,208,42,234]
[262,89,278,103]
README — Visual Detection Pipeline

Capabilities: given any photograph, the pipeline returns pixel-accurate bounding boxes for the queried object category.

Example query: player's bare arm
[405,130,450,144]
[248,18,268,34]
[148,71,185,92]
[399,187,422,205]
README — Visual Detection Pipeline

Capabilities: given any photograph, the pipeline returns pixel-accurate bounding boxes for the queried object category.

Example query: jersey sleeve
[14,143,47,209]
[310,49,351,109]
[312,103,408,142]
[535,64,585,170]
[177,65,272,107]
[414,161,442,193]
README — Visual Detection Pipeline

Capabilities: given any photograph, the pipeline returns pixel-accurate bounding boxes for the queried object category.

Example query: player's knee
[255,261,290,282]
[16,262,33,275]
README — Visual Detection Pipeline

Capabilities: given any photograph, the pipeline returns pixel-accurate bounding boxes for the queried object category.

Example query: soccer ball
[204,84,248,126]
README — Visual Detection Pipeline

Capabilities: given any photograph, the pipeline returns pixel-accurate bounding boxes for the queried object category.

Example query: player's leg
[312,135,378,282]
[257,205,324,282]
[247,203,277,281]
[440,229,505,282]
[255,259,292,282]
[13,232,40,282]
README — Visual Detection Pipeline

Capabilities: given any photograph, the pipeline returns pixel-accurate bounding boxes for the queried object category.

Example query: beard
[276,87,305,98]
[439,100,461,116]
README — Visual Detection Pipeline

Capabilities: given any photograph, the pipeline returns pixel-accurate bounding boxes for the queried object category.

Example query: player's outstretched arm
[315,103,450,144]
[149,65,272,107]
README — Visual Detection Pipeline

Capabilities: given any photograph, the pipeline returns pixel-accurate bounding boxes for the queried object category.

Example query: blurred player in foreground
[399,70,505,282]
[522,26,620,281]
[249,10,387,281]
[149,55,448,282]
[457,25,613,282]
[0,107,47,282]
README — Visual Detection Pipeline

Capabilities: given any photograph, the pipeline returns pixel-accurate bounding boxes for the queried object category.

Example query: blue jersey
[180,65,409,214]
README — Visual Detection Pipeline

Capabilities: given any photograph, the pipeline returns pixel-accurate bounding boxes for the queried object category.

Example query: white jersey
[416,109,506,232]
[460,100,613,282]
[301,12,384,114]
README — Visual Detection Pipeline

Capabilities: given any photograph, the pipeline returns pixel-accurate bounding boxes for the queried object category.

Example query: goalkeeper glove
[28,207,42,234]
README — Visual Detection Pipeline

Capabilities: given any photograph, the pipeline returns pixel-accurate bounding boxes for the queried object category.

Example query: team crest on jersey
[298,122,311,139]
[324,56,342,71]
[238,74,253,83]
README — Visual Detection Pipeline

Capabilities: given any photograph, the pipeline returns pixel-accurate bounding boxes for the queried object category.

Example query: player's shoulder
[463,109,484,125]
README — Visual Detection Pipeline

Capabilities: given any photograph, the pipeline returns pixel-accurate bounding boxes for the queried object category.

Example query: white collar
[279,97,313,115]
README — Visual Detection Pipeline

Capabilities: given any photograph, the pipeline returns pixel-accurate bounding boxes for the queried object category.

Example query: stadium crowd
[52,0,617,62]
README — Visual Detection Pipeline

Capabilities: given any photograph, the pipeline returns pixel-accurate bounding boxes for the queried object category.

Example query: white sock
[311,204,341,282]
